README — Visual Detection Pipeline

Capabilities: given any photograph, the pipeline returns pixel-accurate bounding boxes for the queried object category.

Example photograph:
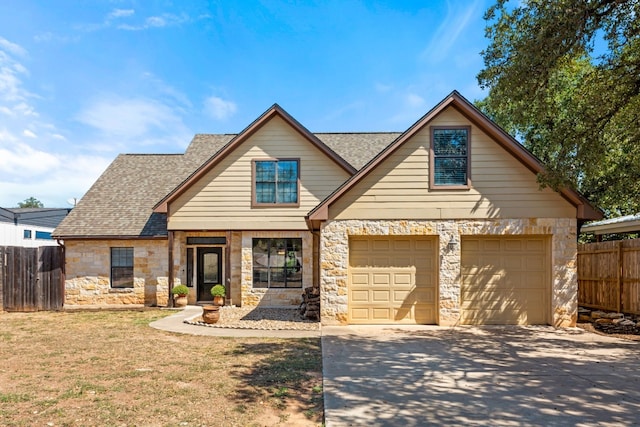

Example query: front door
[197,247,223,301]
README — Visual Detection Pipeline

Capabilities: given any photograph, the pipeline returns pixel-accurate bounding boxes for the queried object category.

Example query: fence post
[617,241,623,313]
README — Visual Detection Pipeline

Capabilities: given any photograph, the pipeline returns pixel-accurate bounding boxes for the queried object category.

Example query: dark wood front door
[197,247,223,301]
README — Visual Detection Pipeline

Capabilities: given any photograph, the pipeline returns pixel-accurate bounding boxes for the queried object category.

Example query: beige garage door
[348,236,437,324]
[461,236,550,325]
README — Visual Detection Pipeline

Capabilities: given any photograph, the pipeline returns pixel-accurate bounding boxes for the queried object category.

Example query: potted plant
[171,284,190,308]
[211,284,226,306]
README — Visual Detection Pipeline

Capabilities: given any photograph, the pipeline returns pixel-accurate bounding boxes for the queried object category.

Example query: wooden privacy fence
[578,239,640,315]
[0,246,65,312]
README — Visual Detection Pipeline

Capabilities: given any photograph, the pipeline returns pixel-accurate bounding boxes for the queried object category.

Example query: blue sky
[0,0,491,208]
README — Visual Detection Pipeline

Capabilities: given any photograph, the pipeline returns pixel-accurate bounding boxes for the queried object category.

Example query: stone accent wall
[173,231,243,306]
[64,239,170,307]
[320,218,577,327]
[241,230,312,307]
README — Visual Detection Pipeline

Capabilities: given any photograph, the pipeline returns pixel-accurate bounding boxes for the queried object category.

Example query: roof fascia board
[53,235,168,240]
[581,221,640,234]
[154,104,356,213]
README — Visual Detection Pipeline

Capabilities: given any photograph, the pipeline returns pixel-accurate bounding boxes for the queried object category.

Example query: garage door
[461,236,550,325]
[348,236,437,324]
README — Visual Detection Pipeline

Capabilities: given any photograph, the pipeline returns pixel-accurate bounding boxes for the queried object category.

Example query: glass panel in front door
[203,253,219,283]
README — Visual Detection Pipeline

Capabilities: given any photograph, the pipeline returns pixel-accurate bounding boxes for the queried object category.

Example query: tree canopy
[477,0,640,217]
[17,197,44,208]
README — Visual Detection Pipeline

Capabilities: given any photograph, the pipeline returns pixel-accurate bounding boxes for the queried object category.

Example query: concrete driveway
[321,325,640,426]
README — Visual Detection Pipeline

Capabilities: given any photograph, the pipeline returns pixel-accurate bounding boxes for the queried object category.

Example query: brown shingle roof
[53,131,393,238]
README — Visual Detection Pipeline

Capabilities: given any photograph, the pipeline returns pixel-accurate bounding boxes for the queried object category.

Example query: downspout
[225,230,232,304]
[168,231,174,307]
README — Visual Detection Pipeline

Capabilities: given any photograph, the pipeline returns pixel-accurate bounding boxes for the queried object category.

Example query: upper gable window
[253,159,299,206]
[430,126,471,188]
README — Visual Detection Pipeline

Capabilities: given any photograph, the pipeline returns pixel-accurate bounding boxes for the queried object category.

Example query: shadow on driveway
[321,325,640,426]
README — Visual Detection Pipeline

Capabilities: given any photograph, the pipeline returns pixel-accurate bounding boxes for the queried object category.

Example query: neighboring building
[580,214,640,239]
[0,208,71,247]
[53,91,602,326]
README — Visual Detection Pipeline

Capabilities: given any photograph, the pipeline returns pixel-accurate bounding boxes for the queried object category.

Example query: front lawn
[0,309,323,426]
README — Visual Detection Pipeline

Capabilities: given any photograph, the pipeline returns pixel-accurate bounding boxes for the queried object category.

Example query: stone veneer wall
[64,239,170,307]
[173,231,243,306]
[241,230,312,307]
[320,218,577,327]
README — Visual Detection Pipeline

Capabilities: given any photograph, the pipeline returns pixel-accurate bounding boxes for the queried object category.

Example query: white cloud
[421,0,483,63]
[117,13,189,31]
[0,37,113,207]
[108,9,135,20]
[75,94,193,151]
[77,96,184,137]
[406,93,425,108]
[204,96,237,120]
[0,141,61,175]
[0,37,27,57]
[375,82,394,93]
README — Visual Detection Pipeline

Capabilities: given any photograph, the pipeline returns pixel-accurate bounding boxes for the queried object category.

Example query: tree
[17,197,44,208]
[477,0,640,217]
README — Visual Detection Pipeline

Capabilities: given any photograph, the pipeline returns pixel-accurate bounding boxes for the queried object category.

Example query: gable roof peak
[306,90,602,223]
[153,102,357,213]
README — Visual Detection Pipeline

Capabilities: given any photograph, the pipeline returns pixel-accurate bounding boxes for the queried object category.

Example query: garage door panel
[393,272,413,285]
[351,273,369,285]
[503,257,524,270]
[461,236,549,325]
[348,237,437,324]
[393,240,411,251]
[372,290,391,302]
[372,240,391,251]
[350,290,369,302]
[372,308,392,320]
[372,273,391,285]
[504,240,524,251]
[526,256,545,270]
[526,239,545,251]
[350,308,370,320]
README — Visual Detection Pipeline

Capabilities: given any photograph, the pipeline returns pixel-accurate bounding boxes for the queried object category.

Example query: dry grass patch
[0,309,323,426]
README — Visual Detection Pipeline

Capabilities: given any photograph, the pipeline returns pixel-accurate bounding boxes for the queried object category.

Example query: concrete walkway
[321,325,640,427]
[149,305,320,338]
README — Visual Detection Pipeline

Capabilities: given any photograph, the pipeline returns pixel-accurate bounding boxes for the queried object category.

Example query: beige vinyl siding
[329,107,576,220]
[168,116,351,230]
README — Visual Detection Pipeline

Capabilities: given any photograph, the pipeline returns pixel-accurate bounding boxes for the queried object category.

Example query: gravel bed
[184,306,320,331]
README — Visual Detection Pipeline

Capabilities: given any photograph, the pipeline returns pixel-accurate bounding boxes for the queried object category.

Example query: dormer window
[253,159,300,206]
[430,126,471,189]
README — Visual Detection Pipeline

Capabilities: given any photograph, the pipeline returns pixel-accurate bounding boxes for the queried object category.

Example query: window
[111,247,134,288]
[252,238,302,288]
[431,126,470,188]
[253,159,299,206]
[35,231,52,240]
[23,230,32,239]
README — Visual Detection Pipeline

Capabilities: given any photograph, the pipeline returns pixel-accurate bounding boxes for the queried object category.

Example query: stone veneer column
[320,218,577,327]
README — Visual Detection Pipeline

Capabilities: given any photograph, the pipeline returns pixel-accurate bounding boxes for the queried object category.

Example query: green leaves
[478,0,640,217]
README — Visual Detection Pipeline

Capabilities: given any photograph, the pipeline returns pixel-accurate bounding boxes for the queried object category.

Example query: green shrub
[211,284,226,297]
[171,284,189,297]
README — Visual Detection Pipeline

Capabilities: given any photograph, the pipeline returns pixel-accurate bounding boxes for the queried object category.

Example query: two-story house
[53,91,601,326]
